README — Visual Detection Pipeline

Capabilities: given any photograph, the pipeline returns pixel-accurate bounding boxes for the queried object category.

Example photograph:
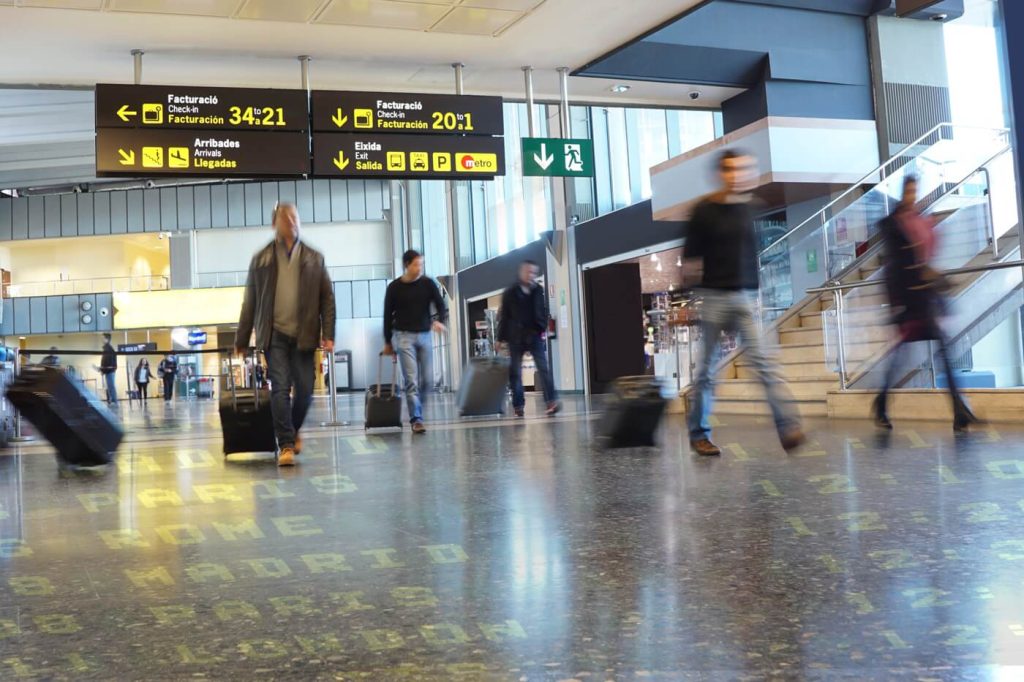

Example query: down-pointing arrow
[534,143,554,170]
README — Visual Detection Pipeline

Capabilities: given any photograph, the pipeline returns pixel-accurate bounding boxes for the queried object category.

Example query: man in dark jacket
[235,202,337,466]
[497,260,560,417]
[158,354,178,402]
[100,334,118,405]
[382,250,447,433]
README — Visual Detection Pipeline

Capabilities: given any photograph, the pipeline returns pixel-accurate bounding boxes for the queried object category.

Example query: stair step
[799,312,824,329]
[706,397,828,418]
[779,327,824,346]
[736,361,832,379]
[716,378,837,400]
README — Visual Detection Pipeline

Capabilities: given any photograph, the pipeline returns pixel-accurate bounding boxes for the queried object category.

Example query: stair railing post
[834,286,849,391]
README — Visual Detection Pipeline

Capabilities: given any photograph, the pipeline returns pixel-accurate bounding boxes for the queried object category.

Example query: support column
[131,49,144,85]
[445,63,466,386]
[547,70,581,393]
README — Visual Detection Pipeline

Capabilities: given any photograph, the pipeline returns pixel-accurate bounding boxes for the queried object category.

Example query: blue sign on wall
[188,330,208,346]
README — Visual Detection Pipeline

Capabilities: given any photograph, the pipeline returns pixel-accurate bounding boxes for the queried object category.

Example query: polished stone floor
[2,393,1024,680]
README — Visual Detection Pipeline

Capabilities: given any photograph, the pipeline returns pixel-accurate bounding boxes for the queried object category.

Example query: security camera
[688,91,701,101]
[145,180,156,189]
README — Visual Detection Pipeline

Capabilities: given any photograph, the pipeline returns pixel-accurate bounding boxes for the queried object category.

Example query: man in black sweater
[383,250,447,433]
[497,260,560,417]
[684,149,804,457]
[100,334,118,406]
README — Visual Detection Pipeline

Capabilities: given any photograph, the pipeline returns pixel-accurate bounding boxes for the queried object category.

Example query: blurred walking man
[683,149,805,456]
[236,202,336,466]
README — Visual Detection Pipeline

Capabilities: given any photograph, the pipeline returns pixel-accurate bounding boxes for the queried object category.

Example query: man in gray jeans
[683,149,805,456]
[236,202,336,466]
[382,250,447,434]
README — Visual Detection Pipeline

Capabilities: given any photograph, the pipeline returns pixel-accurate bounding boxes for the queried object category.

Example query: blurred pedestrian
[135,358,153,406]
[683,149,805,456]
[100,334,118,405]
[41,347,59,367]
[873,175,978,431]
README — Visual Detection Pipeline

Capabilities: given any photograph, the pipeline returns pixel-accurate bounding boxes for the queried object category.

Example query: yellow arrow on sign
[117,104,138,122]
[332,108,349,128]
[333,151,350,171]
[118,149,135,165]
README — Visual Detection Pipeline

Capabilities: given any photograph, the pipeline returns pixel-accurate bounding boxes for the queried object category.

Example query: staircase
[686,123,1013,419]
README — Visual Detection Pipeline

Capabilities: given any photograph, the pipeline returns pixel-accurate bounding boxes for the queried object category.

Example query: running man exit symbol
[565,144,583,172]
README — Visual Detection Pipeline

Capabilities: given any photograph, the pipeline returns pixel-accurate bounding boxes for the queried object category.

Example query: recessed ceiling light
[610,84,631,94]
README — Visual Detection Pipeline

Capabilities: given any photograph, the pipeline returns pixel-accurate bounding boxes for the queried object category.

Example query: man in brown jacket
[235,202,336,466]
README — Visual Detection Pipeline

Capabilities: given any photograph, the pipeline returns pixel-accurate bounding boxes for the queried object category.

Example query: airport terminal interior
[3,0,1024,679]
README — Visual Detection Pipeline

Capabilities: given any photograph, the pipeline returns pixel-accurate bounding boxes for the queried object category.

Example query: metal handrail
[757,123,1010,261]
[807,259,1024,295]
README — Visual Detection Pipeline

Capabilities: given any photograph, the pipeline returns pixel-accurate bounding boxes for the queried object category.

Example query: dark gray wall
[573,201,683,265]
[1,293,113,337]
[458,240,548,301]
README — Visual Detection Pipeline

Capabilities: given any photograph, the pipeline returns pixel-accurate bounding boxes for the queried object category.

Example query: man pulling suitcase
[496,260,561,418]
[235,202,336,466]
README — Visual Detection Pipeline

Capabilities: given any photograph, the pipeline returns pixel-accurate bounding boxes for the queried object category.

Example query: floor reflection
[1,396,1023,678]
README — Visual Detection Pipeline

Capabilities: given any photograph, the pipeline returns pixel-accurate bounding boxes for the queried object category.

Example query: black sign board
[313,134,505,179]
[312,90,504,136]
[96,84,309,132]
[96,129,310,177]
[118,343,158,353]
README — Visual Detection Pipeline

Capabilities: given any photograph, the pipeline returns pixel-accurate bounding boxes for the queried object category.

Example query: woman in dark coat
[873,176,977,431]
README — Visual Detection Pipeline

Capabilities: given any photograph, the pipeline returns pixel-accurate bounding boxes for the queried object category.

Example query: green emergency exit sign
[521,137,595,177]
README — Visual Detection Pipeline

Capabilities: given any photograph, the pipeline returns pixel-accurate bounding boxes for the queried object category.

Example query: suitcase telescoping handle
[227,349,263,411]
[377,351,397,399]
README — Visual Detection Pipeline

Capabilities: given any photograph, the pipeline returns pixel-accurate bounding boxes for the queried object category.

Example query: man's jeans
[687,289,799,441]
[267,331,315,449]
[393,331,432,424]
[104,372,118,405]
[509,335,557,409]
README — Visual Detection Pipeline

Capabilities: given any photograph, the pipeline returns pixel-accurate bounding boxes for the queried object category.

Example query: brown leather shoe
[691,438,722,457]
[412,421,427,435]
[277,446,296,467]
[546,401,562,416]
[294,435,303,454]
[514,408,525,418]
[779,428,807,453]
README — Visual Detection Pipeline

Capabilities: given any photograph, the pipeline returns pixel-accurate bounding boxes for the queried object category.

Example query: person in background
[496,259,560,418]
[100,334,118,406]
[683,149,805,457]
[383,250,447,434]
[235,201,336,466]
[135,358,153,406]
[158,353,178,402]
[874,175,978,431]
[41,347,59,367]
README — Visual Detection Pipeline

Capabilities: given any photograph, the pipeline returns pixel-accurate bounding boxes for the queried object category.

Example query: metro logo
[455,153,498,173]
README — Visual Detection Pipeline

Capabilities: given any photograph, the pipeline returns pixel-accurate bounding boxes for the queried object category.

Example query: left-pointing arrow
[333,151,350,172]
[118,149,135,165]
[117,105,138,122]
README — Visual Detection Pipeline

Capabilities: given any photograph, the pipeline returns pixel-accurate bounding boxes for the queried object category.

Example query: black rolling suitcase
[457,356,509,417]
[6,366,123,466]
[219,355,276,455]
[602,376,668,448]
[366,354,403,430]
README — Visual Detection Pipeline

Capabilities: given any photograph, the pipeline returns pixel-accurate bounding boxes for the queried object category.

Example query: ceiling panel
[461,0,542,10]
[18,0,103,8]
[316,0,452,30]
[108,0,243,17]
[236,0,326,22]
[430,5,520,34]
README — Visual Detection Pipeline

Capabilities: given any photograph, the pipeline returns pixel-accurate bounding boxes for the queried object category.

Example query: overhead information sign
[313,134,505,179]
[96,129,310,177]
[312,90,504,136]
[522,137,595,177]
[96,84,309,131]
